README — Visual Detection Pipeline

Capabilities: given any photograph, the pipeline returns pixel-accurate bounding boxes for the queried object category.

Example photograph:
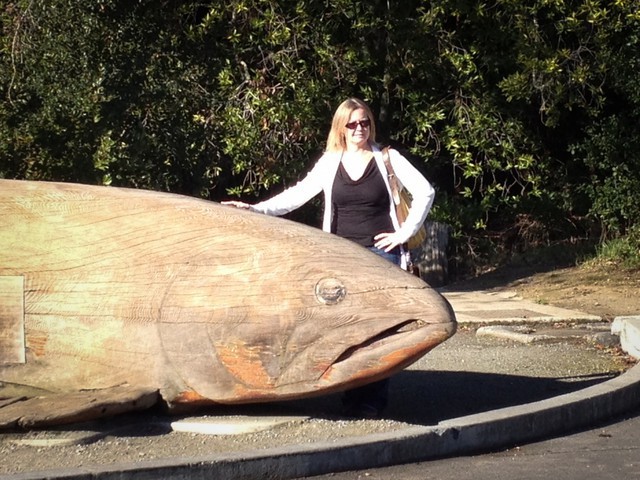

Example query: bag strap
[382,146,413,261]
[381,146,401,206]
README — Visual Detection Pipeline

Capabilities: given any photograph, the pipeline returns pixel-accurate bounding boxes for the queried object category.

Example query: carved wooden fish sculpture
[0,179,456,429]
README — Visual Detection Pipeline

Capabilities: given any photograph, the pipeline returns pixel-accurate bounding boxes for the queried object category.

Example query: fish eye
[315,277,347,305]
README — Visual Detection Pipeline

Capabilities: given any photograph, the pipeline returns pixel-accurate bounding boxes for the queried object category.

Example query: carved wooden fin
[0,386,160,430]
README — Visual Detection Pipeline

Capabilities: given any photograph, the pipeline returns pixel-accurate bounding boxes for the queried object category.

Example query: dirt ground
[450,259,640,321]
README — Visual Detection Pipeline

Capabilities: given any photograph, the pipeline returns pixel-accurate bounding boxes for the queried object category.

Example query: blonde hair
[325,98,378,152]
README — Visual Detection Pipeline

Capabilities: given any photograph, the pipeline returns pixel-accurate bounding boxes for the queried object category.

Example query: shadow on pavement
[276,369,617,426]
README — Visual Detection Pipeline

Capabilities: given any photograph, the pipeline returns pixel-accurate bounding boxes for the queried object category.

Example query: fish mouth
[320,318,453,384]
[332,319,427,364]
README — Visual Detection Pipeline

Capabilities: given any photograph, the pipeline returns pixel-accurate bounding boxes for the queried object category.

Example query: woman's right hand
[221,200,252,209]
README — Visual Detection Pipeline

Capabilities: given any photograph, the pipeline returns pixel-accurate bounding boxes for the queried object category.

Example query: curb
[612,316,640,360]
[440,290,602,324]
[6,361,639,480]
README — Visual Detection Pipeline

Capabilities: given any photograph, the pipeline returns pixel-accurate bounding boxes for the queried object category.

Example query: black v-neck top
[330,158,394,247]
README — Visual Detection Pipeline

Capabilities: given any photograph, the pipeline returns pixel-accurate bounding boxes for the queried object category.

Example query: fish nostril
[315,277,347,305]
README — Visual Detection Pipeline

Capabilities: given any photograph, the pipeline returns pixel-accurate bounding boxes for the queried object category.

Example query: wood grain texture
[0,179,456,428]
[0,276,24,364]
[0,386,159,429]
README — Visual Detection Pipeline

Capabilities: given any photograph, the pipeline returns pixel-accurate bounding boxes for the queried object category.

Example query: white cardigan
[251,144,435,244]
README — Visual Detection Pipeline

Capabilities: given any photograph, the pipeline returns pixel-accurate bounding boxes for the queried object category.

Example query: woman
[224,97,435,417]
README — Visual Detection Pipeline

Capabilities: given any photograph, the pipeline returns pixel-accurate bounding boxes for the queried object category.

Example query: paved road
[297,406,640,480]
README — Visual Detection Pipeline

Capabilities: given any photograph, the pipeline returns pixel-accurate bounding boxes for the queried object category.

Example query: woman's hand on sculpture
[222,200,252,209]
[374,231,404,252]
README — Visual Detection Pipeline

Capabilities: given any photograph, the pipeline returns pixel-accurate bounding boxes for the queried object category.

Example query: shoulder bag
[381,147,427,250]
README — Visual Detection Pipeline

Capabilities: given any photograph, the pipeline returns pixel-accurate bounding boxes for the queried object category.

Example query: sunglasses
[345,119,371,130]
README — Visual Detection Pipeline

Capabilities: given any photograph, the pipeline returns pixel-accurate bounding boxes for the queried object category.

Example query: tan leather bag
[381,147,427,250]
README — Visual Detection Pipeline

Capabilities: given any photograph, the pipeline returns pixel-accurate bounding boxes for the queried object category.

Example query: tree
[2,0,640,274]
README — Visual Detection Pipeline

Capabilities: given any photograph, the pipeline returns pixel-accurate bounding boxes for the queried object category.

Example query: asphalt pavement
[296,405,640,480]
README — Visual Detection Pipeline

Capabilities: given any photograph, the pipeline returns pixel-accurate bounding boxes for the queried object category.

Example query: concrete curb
[612,316,640,360]
[7,361,639,480]
[441,290,602,324]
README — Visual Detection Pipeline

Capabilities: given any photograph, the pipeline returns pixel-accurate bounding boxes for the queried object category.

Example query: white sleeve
[250,155,327,216]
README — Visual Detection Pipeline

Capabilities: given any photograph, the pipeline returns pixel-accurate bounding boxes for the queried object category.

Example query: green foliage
[0,0,225,195]
[1,0,640,276]
[593,226,640,269]
[573,115,640,237]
